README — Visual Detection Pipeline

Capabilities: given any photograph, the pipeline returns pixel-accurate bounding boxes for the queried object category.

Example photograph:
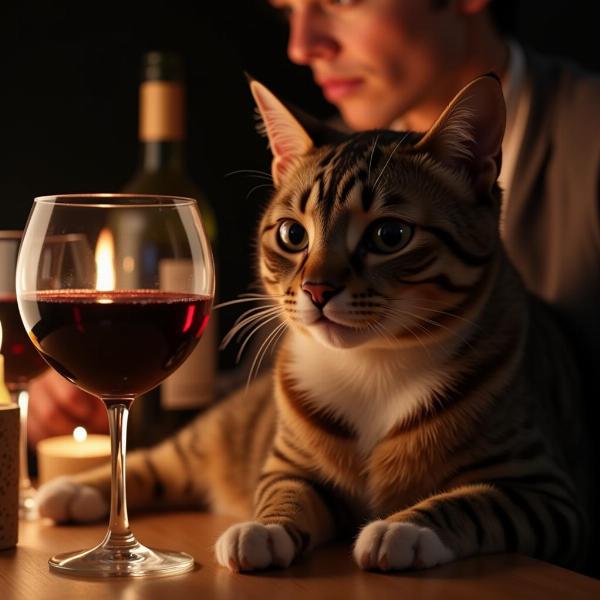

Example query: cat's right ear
[250,80,315,187]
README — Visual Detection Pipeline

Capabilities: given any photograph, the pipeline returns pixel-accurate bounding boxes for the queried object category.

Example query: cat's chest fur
[285,333,452,456]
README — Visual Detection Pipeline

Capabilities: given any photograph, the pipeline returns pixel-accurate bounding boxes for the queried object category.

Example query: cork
[0,403,19,550]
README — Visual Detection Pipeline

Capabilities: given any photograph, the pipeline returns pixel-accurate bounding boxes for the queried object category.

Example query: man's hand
[27,370,108,446]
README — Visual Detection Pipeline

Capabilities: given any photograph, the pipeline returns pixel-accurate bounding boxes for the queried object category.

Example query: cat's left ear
[250,80,347,187]
[250,80,315,187]
[414,73,506,192]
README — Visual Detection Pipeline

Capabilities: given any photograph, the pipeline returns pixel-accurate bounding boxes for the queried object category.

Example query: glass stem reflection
[102,398,136,551]
[15,389,36,519]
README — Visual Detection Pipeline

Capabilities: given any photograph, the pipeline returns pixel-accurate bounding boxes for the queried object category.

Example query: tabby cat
[37,74,590,573]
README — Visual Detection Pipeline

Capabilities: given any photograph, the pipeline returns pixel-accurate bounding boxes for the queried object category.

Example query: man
[269,0,600,573]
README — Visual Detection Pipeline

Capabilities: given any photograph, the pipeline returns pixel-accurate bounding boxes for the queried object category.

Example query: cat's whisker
[381,308,459,351]
[213,295,282,310]
[232,304,279,328]
[221,305,279,345]
[371,316,434,364]
[246,321,288,389]
[239,292,286,299]
[235,312,283,363]
[385,306,451,332]
[376,307,437,355]
[372,132,410,191]
[367,321,397,346]
[387,311,433,344]
[389,296,481,330]
[381,306,475,353]
[234,309,283,348]
[246,183,275,200]
[221,307,282,350]
[225,169,273,182]
[367,134,380,185]
[383,300,474,332]
[238,292,277,296]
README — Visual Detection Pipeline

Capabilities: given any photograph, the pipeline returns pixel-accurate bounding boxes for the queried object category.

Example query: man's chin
[336,94,403,131]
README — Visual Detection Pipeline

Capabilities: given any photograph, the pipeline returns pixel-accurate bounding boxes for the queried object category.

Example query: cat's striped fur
[37,75,591,573]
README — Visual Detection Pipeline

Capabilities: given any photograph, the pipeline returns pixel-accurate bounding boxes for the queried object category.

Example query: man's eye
[277,220,309,252]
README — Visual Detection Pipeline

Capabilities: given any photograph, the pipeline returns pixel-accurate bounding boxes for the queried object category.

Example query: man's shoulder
[525,47,600,125]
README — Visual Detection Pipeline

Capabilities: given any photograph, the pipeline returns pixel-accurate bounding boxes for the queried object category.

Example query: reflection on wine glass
[0,231,49,520]
[16,194,214,578]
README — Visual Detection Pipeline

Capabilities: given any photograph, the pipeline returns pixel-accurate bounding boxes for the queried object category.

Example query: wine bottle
[122,51,218,447]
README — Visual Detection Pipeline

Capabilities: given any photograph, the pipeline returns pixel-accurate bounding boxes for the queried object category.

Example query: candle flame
[73,426,88,443]
[95,228,116,291]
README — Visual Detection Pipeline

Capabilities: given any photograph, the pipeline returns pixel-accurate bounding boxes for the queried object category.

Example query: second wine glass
[0,231,49,519]
[16,194,215,578]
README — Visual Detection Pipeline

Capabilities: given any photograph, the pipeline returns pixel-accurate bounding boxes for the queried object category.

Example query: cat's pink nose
[301,281,342,309]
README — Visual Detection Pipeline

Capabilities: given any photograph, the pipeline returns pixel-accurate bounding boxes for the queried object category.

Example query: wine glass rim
[34,194,197,208]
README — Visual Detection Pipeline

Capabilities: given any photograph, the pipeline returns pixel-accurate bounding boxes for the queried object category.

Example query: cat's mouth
[307,315,367,349]
[314,314,355,329]
[311,315,359,334]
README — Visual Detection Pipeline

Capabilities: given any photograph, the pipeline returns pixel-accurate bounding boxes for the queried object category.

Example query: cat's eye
[277,220,309,252]
[366,219,414,254]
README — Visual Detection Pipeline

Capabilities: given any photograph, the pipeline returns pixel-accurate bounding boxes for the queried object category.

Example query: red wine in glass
[20,290,211,398]
[0,295,47,388]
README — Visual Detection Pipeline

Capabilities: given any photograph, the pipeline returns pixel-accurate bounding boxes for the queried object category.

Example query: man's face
[270,0,471,130]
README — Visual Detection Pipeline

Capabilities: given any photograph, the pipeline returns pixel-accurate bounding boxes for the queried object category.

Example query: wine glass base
[49,541,195,578]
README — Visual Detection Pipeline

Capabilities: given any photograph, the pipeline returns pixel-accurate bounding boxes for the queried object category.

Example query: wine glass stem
[103,399,135,549]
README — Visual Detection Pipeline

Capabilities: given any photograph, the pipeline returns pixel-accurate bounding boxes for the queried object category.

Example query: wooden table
[2,512,600,600]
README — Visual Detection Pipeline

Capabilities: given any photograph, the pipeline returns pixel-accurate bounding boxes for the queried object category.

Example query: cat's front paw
[215,521,295,572]
[353,520,454,571]
[35,477,108,524]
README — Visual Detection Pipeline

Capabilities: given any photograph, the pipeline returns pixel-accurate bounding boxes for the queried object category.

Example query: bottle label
[140,82,184,142]
[159,259,216,409]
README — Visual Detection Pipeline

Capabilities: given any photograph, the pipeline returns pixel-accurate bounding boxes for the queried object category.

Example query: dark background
[1,1,599,368]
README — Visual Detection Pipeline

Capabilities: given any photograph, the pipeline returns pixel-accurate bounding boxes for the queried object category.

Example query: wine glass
[0,231,49,520]
[16,194,214,578]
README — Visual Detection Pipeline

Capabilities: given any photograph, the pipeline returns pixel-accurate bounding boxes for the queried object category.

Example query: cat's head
[250,75,506,350]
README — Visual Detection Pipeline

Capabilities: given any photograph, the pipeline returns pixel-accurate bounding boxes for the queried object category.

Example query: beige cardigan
[503,49,600,391]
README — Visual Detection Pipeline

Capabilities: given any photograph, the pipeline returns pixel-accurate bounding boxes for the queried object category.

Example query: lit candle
[0,321,12,404]
[37,427,111,484]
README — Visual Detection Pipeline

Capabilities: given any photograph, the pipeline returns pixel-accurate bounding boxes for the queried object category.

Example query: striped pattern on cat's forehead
[291,130,421,223]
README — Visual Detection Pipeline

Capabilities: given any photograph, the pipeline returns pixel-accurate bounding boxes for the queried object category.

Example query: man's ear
[250,80,315,187]
[414,73,506,192]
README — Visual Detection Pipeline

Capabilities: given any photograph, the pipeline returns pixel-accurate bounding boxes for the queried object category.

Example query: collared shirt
[498,41,532,235]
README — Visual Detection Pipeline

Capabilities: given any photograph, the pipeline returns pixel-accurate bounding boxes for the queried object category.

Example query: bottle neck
[138,80,185,172]
[140,141,186,173]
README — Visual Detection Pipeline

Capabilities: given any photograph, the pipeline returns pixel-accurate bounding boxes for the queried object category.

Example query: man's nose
[287,6,339,65]
[301,281,343,309]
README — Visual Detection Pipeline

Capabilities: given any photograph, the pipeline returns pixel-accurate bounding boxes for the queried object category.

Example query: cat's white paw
[35,477,108,524]
[353,520,454,571]
[215,521,295,572]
